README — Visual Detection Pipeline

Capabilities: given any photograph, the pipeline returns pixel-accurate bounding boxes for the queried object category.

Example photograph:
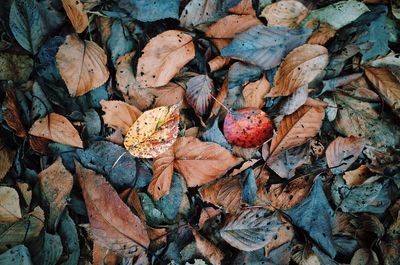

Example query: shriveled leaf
[243,75,270,109]
[261,0,308,28]
[0,187,22,224]
[0,245,32,265]
[148,149,174,200]
[137,30,195,88]
[38,158,73,230]
[124,104,179,158]
[220,208,284,251]
[221,25,312,70]
[208,56,231,72]
[284,177,337,258]
[29,113,83,148]
[174,137,241,187]
[56,34,109,96]
[205,15,263,49]
[101,100,142,135]
[223,108,273,148]
[268,44,329,97]
[365,67,400,117]
[180,0,223,28]
[0,53,33,83]
[326,136,365,175]
[269,104,325,158]
[343,165,370,186]
[192,229,224,265]
[76,162,150,255]
[301,0,369,29]
[185,75,214,116]
[61,0,88,33]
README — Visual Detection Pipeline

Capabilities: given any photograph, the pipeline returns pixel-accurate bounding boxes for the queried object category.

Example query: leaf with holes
[124,105,180,158]
[186,75,214,116]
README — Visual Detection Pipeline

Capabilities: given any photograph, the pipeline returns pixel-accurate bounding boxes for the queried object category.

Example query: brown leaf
[228,0,256,16]
[261,0,308,28]
[365,67,400,117]
[210,77,228,118]
[350,248,379,265]
[343,165,370,186]
[326,136,365,175]
[76,162,150,256]
[192,229,224,265]
[61,0,89,33]
[38,158,73,230]
[180,0,223,28]
[56,34,109,96]
[16,182,32,207]
[106,128,124,145]
[29,113,83,148]
[29,136,51,155]
[243,75,270,109]
[137,30,195,88]
[307,21,337,45]
[186,75,214,116]
[0,187,22,223]
[0,137,15,181]
[92,242,119,265]
[269,104,325,158]
[198,207,221,229]
[206,15,262,49]
[3,88,26,138]
[278,85,308,116]
[208,56,231,72]
[101,100,142,135]
[268,44,329,97]
[148,148,175,200]
[148,83,186,108]
[174,137,241,187]
[264,221,294,256]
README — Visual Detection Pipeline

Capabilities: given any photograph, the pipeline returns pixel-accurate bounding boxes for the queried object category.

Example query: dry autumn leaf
[228,0,256,16]
[261,0,308,28]
[268,44,329,97]
[365,67,400,116]
[192,229,224,265]
[148,148,175,200]
[269,104,325,158]
[101,100,142,135]
[326,136,365,175]
[124,104,180,158]
[29,113,83,148]
[76,162,150,256]
[306,21,337,45]
[137,30,195,88]
[0,187,22,224]
[56,34,109,96]
[242,75,270,108]
[0,137,16,181]
[185,75,214,116]
[3,88,26,138]
[61,0,89,33]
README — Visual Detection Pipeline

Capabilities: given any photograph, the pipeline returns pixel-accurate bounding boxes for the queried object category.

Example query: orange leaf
[101,100,142,135]
[269,104,325,158]
[243,75,270,108]
[29,113,83,148]
[147,149,175,200]
[306,21,337,45]
[137,30,195,88]
[76,162,150,256]
[208,56,231,72]
[228,0,256,16]
[61,0,88,33]
[268,44,329,97]
[56,34,109,96]
[192,229,224,265]
[148,83,186,108]
[261,0,308,28]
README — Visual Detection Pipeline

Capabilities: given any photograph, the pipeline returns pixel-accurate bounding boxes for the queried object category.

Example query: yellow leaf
[61,0,89,33]
[124,105,180,158]
[56,34,109,96]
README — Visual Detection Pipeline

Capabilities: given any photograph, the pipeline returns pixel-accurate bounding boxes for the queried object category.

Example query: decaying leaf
[261,0,308,28]
[29,113,83,148]
[0,187,22,224]
[268,44,329,97]
[101,100,142,135]
[56,34,109,96]
[61,0,88,33]
[137,30,195,88]
[124,104,180,158]
[76,162,150,256]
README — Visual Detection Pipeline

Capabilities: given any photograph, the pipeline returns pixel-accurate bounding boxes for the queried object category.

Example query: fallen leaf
[61,0,88,33]
[0,187,22,224]
[0,53,33,83]
[326,136,365,175]
[306,21,337,45]
[261,0,308,28]
[148,149,175,200]
[180,0,223,28]
[220,208,285,251]
[38,158,73,230]
[192,229,224,265]
[0,245,31,265]
[93,242,119,265]
[16,182,32,208]
[56,34,109,96]
[118,0,180,22]
[208,56,231,72]
[0,138,16,181]
[343,165,370,186]
[223,108,274,148]
[350,248,379,265]
[205,15,262,49]
[268,44,329,97]
[185,75,214,116]
[227,0,256,16]
[101,100,142,135]
[148,83,186,108]
[3,88,27,138]
[29,113,83,148]
[269,104,325,158]
[76,162,150,256]
[242,75,270,108]
[365,67,400,117]
[124,104,180,158]
[277,85,309,116]
[198,207,221,229]
[137,30,195,88]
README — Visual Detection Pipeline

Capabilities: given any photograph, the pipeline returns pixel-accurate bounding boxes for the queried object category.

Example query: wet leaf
[261,0,308,28]
[136,30,195,88]
[124,104,180,158]
[29,113,83,148]
[56,34,109,96]
[101,100,142,135]
[186,75,214,116]
[61,0,88,33]
[0,187,22,224]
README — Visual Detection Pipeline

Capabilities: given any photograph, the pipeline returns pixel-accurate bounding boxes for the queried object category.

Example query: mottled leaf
[186,75,213,116]
[0,53,33,83]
